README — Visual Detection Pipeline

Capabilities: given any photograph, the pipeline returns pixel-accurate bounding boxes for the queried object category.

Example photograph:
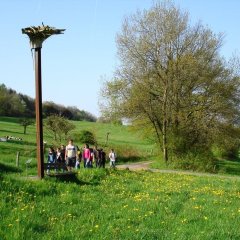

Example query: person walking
[47,147,56,174]
[75,146,81,169]
[109,149,116,168]
[56,146,67,172]
[99,148,106,168]
[65,139,78,172]
[93,146,99,167]
[83,144,91,168]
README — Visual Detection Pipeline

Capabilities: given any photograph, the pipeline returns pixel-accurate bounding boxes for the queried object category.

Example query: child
[109,149,116,168]
[47,147,56,174]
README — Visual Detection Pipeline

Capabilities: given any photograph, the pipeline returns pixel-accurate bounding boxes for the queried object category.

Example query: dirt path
[117,161,153,170]
[117,161,240,180]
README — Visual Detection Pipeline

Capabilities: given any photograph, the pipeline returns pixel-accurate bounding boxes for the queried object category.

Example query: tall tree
[100,1,240,163]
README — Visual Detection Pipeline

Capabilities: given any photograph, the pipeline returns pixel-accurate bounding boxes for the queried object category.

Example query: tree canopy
[44,115,75,142]
[100,1,240,165]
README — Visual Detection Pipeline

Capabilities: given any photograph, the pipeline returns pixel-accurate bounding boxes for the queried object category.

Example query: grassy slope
[1,117,240,239]
[73,120,153,152]
[1,116,240,175]
[0,117,155,175]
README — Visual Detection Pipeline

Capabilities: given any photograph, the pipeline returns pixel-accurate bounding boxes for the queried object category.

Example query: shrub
[73,130,97,145]
[172,151,218,173]
[211,143,240,160]
[106,144,142,163]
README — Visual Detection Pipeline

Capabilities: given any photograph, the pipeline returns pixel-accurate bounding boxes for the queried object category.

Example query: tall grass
[1,169,240,239]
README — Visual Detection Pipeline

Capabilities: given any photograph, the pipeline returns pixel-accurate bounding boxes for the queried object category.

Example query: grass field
[1,117,240,239]
[0,116,155,175]
[1,168,240,239]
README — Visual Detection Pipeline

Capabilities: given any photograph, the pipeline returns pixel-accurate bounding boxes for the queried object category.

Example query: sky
[0,0,240,117]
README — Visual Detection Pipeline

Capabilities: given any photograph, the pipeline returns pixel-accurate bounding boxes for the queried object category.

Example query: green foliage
[2,116,240,175]
[43,102,97,121]
[107,144,145,163]
[211,124,240,159]
[0,84,25,117]
[19,118,34,134]
[211,145,239,160]
[100,1,240,165]
[217,159,240,175]
[0,84,96,122]
[74,130,97,145]
[0,116,154,174]
[171,152,218,173]
[44,115,75,142]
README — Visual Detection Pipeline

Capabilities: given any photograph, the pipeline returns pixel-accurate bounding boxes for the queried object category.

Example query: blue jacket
[48,152,56,163]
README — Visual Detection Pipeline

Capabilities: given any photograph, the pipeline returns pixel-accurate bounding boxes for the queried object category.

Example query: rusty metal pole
[22,24,65,179]
[35,47,44,179]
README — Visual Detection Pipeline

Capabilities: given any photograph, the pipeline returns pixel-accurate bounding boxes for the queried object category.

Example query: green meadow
[0,116,154,175]
[1,117,240,239]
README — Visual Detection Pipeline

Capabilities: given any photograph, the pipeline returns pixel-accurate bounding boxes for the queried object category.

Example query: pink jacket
[83,148,91,159]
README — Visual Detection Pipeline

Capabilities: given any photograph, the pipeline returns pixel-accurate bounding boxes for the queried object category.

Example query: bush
[172,151,218,173]
[105,144,143,163]
[73,130,97,145]
[211,143,240,160]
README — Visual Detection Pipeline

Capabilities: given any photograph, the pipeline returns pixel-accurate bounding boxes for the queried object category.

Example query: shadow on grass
[0,129,23,135]
[118,155,148,164]
[0,162,22,174]
[46,173,101,186]
[217,159,240,176]
[0,116,23,123]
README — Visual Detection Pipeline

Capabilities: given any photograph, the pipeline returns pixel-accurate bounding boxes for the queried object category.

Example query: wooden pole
[35,47,44,179]
[16,151,20,167]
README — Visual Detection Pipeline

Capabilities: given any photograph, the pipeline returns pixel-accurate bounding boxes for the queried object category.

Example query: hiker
[93,146,99,167]
[60,145,66,162]
[65,139,78,172]
[56,147,66,172]
[47,147,56,174]
[60,145,67,171]
[82,144,91,168]
[109,149,117,168]
[56,147,62,163]
[99,148,106,168]
[75,146,81,169]
[89,147,94,168]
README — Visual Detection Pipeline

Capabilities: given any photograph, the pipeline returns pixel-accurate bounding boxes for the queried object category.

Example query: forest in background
[0,84,96,122]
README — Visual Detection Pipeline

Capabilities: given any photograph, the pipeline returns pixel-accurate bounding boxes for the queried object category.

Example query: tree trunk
[162,119,168,164]
[162,87,168,164]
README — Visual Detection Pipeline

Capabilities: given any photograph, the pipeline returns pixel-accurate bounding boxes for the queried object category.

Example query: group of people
[47,139,117,173]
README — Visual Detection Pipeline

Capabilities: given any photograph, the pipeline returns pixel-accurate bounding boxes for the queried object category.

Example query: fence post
[16,152,20,167]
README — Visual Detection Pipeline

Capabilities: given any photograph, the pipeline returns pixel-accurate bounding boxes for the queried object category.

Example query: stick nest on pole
[22,23,65,49]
